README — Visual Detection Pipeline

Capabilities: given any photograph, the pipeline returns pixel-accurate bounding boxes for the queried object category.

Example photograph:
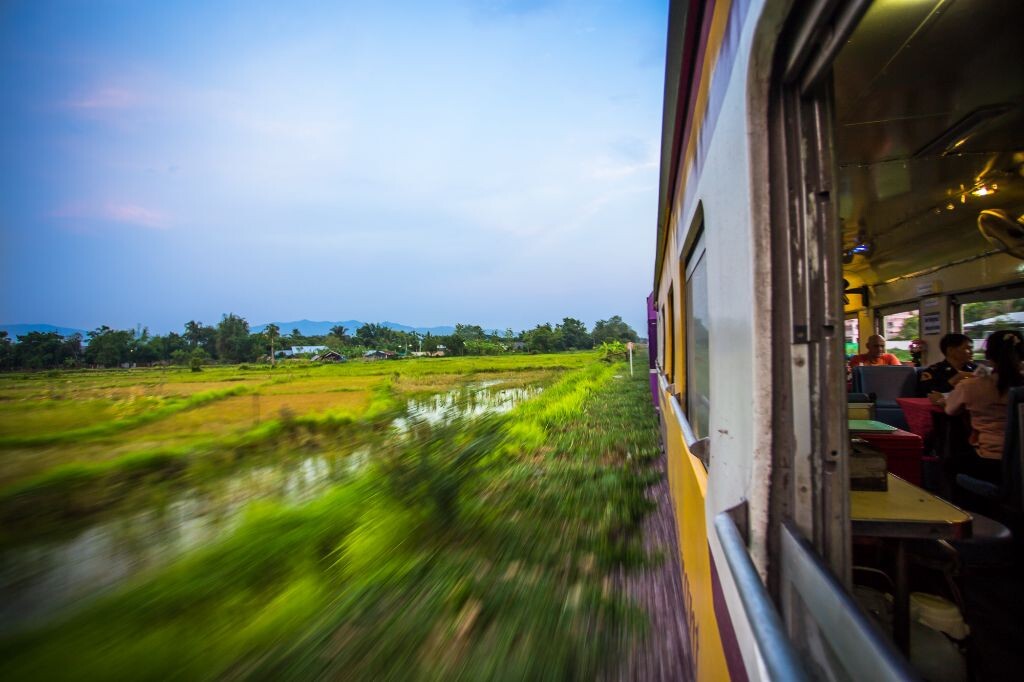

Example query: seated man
[849,334,902,368]
[919,332,977,396]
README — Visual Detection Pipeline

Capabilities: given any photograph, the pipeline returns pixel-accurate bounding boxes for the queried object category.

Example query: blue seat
[851,366,918,430]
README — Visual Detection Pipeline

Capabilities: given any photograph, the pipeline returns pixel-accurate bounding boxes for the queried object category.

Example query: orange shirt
[849,353,902,368]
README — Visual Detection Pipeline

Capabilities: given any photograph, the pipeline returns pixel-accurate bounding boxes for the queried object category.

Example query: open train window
[659,304,666,372]
[957,290,1024,359]
[844,318,859,358]
[878,307,919,363]
[685,235,709,439]
[666,285,675,385]
[825,0,1022,675]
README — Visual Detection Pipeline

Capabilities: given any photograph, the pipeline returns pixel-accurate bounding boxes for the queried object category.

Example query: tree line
[0,315,640,370]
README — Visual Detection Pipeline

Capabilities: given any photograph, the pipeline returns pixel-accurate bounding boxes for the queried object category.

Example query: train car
[652,0,1023,679]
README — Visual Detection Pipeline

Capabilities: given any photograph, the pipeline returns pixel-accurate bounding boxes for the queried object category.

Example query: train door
[769,0,1023,677]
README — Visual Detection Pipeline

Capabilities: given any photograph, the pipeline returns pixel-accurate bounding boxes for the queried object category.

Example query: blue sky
[0,0,667,335]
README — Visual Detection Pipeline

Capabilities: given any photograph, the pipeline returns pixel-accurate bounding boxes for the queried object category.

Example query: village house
[275,345,329,359]
[362,350,398,361]
[311,350,346,362]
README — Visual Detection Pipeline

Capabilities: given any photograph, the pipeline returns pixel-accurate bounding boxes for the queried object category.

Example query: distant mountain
[0,323,89,339]
[2,319,471,341]
[251,319,457,337]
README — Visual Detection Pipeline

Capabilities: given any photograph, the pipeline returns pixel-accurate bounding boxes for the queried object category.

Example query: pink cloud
[103,203,169,229]
[65,87,140,111]
[51,202,170,230]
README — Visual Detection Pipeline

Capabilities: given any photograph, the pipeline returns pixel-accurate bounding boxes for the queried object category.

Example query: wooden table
[851,474,973,653]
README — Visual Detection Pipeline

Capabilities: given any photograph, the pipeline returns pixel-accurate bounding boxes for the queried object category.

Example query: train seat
[950,512,1014,567]
[953,388,1024,524]
[851,366,918,430]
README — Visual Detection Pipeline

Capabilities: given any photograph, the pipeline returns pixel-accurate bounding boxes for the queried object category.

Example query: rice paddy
[0,352,661,680]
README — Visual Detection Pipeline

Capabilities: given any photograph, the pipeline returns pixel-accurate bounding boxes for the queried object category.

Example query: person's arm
[944,380,970,415]
[885,354,901,366]
[948,370,973,388]
[917,369,936,396]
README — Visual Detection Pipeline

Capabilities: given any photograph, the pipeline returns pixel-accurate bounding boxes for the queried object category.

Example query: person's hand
[928,391,946,407]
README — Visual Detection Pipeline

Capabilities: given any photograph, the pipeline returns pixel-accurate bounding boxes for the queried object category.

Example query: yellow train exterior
[653,0,1024,679]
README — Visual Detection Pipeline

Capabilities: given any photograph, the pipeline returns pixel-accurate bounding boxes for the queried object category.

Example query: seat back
[851,366,918,402]
[999,387,1024,511]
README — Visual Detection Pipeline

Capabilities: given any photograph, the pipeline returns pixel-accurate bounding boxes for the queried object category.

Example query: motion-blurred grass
[0,356,581,513]
[0,354,661,679]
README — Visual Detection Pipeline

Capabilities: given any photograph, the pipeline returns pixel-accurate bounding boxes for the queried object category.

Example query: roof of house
[292,345,329,354]
[312,350,346,361]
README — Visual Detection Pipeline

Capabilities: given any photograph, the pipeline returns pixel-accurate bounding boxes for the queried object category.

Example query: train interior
[832,0,1024,677]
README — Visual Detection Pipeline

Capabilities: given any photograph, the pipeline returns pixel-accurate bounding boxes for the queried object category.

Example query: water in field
[0,450,356,631]
[394,380,542,431]
[0,381,541,631]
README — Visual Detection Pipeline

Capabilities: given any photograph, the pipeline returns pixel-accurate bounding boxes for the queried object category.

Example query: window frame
[684,232,710,440]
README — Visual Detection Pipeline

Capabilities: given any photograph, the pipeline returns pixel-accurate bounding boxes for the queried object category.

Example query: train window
[685,239,710,438]
[879,309,919,363]
[666,285,675,384]
[659,304,667,372]
[961,295,1024,358]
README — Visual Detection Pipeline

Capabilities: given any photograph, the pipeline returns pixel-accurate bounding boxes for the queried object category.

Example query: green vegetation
[0,315,642,370]
[0,356,588,534]
[0,355,661,680]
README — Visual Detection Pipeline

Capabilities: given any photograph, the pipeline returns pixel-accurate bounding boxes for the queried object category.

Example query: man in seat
[919,332,976,396]
[849,334,902,368]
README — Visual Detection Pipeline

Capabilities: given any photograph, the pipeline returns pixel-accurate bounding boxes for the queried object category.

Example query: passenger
[942,330,1024,482]
[918,333,977,396]
[848,335,902,368]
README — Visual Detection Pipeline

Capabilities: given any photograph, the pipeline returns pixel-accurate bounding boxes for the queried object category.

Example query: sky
[0,0,668,335]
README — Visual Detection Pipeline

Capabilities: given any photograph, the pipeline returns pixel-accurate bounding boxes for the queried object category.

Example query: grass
[0,357,576,488]
[0,356,662,680]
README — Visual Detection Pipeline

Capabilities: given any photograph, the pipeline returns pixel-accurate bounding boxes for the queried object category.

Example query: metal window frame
[779,520,917,681]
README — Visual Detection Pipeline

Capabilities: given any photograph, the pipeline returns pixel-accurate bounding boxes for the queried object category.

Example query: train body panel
[653,0,1023,678]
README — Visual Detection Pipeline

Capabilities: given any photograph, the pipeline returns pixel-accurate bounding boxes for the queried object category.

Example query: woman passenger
[919,333,977,396]
[942,330,1024,482]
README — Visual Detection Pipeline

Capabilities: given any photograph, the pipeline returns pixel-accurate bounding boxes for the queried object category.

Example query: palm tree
[266,324,280,365]
[330,325,349,343]
[184,320,203,348]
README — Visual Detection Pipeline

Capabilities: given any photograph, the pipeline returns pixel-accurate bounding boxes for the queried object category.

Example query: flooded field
[1,379,546,630]
[0,353,661,680]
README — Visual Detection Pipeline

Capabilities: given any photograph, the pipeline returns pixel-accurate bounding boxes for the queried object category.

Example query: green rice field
[0,352,661,680]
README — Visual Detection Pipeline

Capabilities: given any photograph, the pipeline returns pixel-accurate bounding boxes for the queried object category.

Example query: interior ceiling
[833,0,1024,287]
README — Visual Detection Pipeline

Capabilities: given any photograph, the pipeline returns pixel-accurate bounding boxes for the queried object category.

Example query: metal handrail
[714,512,810,682]
[657,373,699,448]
